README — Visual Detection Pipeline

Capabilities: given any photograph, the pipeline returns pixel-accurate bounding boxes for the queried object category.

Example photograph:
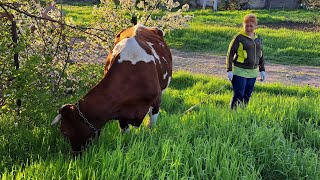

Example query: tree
[0,0,192,113]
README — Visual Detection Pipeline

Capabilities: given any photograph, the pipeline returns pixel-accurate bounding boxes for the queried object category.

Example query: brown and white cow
[51,24,172,152]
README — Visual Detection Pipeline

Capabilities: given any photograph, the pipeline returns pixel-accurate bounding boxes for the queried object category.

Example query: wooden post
[12,20,19,70]
[10,16,21,112]
[0,10,21,111]
[0,11,19,69]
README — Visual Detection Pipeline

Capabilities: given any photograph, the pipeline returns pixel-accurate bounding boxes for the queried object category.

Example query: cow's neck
[77,78,121,129]
[74,102,99,132]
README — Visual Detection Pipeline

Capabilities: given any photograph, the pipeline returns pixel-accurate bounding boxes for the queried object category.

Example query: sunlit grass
[1,67,320,179]
[166,24,320,65]
[188,9,320,26]
[167,9,320,66]
[2,5,318,179]
[62,5,95,26]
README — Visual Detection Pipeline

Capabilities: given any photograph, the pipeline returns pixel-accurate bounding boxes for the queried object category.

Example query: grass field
[165,9,320,66]
[1,65,320,179]
[1,4,320,180]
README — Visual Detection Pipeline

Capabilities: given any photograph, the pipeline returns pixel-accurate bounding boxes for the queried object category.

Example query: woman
[226,14,266,109]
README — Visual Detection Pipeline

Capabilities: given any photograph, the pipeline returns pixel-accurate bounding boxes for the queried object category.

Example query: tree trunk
[12,21,19,70]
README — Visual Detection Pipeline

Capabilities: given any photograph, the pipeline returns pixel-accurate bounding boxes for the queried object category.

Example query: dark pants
[230,75,256,109]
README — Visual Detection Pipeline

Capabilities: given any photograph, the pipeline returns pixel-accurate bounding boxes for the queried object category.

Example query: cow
[51,24,172,153]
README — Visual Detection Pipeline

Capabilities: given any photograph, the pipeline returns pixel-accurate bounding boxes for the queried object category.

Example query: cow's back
[105,25,172,92]
[135,26,172,91]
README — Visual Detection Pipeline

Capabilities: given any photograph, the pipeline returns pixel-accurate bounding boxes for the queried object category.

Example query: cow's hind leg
[119,120,130,133]
[147,103,160,128]
[119,118,144,133]
[147,95,162,128]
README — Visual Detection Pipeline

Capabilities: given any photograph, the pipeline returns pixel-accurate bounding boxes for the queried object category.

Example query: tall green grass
[1,5,319,179]
[187,9,320,26]
[1,67,320,179]
[166,23,320,66]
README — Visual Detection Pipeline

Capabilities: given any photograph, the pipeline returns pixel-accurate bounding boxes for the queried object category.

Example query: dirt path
[171,49,320,88]
[93,49,319,88]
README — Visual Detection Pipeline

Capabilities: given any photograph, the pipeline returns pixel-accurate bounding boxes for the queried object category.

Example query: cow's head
[51,104,98,153]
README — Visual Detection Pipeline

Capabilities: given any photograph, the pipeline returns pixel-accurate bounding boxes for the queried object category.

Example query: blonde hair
[243,14,257,25]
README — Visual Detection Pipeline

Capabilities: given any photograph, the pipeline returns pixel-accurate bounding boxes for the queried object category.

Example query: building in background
[250,0,300,9]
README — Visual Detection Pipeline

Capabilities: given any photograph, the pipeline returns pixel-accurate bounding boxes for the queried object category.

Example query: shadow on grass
[0,119,71,174]
[255,84,320,98]
[170,71,210,90]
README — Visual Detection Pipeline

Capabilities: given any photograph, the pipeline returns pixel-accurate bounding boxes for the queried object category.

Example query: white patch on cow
[167,76,172,86]
[162,57,168,63]
[163,72,168,79]
[61,104,68,109]
[162,76,171,95]
[147,106,159,128]
[155,27,165,37]
[133,24,145,36]
[146,42,160,63]
[133,24,164,37]
[113,37,155,65]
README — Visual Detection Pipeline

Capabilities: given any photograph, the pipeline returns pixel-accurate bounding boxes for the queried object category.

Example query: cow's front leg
[147,96,161,128]
[147,106,160,128]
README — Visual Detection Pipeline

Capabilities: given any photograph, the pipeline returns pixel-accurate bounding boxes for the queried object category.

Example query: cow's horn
[51,114,62,126]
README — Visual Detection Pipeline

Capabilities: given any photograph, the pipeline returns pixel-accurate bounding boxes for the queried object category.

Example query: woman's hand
[260,71,266,81]
[228,71,233,81]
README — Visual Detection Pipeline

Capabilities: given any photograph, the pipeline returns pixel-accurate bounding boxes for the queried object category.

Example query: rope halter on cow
[75,103,100,137]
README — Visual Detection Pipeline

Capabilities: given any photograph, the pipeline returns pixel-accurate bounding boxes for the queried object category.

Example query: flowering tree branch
[0,0,192,112]
[0,2,112,42]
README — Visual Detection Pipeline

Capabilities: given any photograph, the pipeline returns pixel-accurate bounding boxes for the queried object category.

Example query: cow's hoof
[121,127,130,133]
